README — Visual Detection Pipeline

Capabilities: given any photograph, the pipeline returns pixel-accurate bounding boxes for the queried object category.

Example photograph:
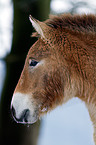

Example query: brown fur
[46,14,96,33]
[14,14,96,143]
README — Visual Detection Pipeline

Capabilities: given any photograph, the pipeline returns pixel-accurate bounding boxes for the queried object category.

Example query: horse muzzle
[10,92,38,124]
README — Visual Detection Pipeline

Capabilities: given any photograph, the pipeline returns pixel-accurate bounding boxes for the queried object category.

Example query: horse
[11,13,96,144]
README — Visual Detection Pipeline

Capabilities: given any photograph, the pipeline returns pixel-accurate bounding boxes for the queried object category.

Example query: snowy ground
[37,98,94,145]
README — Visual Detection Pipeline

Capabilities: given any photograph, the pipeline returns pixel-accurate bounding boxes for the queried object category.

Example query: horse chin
[25,111,39,124]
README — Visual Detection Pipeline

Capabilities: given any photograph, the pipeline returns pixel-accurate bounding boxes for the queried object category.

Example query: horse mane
[45,14,96,34]
[32,14,96,38]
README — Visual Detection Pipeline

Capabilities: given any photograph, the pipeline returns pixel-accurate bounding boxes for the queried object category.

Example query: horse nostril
[11,105,30,123]
[20,109,30,123]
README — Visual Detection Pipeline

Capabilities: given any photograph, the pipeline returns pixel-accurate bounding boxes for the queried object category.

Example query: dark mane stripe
[45,14,96,33]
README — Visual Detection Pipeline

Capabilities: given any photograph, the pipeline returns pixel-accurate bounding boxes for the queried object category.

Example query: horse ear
[29,15,50,39]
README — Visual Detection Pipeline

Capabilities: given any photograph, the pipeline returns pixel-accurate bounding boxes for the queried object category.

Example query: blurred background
[0,0,96,145]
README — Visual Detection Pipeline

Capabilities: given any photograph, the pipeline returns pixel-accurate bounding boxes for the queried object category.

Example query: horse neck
[86,101,96,144]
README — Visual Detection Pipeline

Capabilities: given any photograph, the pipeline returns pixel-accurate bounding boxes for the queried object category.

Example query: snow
[37,98,94,145]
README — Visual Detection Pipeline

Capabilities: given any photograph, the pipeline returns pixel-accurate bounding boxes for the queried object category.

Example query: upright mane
[45,14,96,34]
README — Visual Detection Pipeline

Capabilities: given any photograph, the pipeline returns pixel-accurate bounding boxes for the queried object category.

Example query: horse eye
[29,59,38,67]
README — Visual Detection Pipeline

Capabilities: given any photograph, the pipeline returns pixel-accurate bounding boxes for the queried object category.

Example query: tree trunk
[0,0,51,145]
